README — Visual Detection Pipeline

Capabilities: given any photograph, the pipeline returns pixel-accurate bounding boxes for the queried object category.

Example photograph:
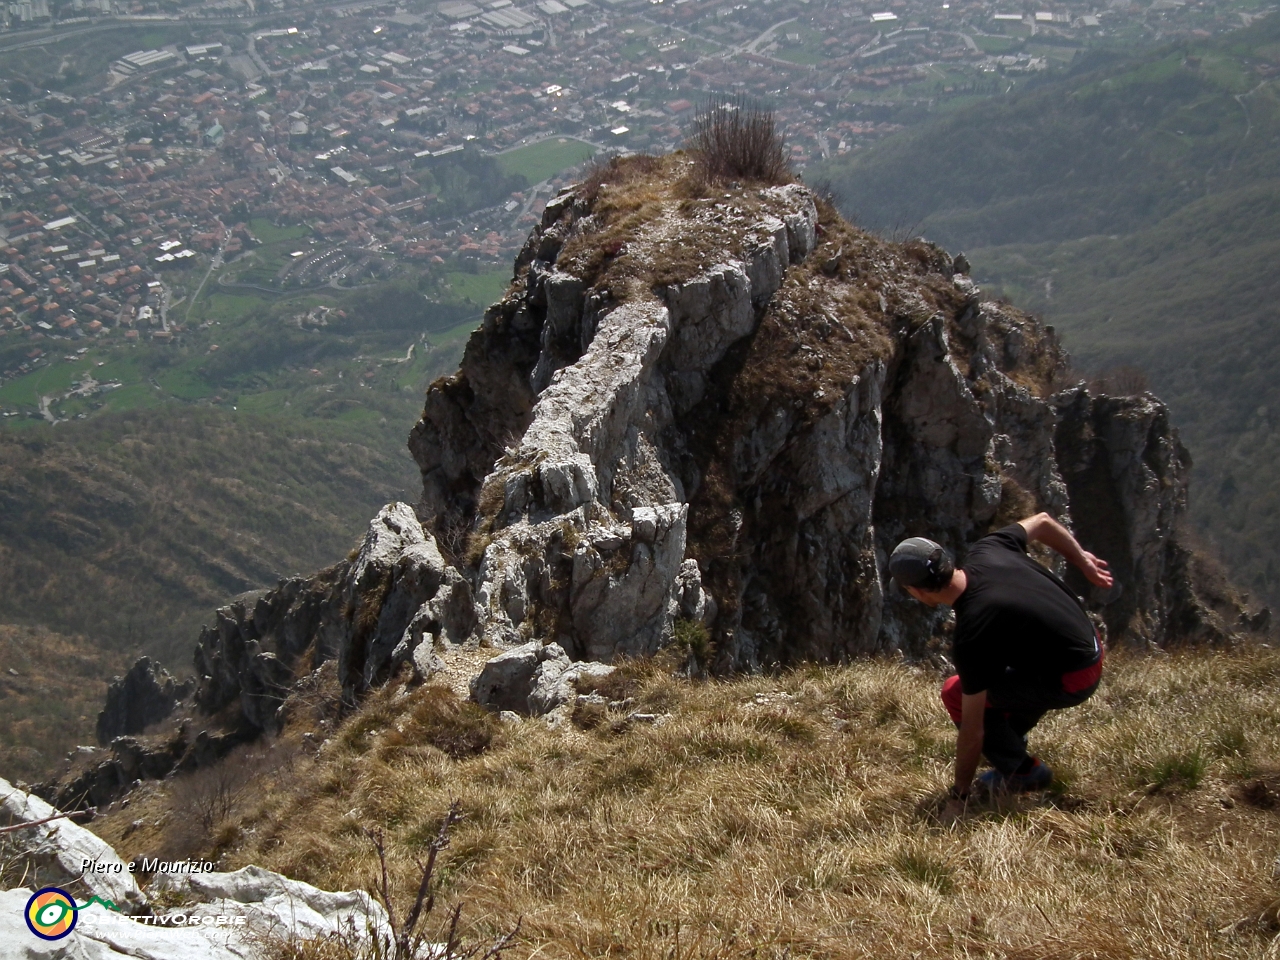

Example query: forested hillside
[0,625,126,783]
[817,14,1280,604]
[0,409,418,663]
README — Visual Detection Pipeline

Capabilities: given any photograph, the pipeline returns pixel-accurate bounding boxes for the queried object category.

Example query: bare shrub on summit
[1091,365,1151,397]
[687,96,790,184]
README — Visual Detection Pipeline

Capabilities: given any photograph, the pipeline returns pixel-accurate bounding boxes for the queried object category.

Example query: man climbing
[888,513,1113,818]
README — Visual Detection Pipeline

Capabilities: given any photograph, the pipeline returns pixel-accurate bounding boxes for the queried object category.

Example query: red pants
[940,644,1103,773]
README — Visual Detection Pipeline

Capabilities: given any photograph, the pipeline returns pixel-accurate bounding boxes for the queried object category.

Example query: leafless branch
[0,809,96,834]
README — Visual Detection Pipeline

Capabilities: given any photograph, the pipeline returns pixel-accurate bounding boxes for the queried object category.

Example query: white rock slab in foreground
[0,776,145,912]
[0,866,391,960]
[1,886,251,960]
[1,777,391,960]
[151,864,390,943]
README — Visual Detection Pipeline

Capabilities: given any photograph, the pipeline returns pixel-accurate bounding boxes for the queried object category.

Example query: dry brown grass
[556,153,807,297]
[89,644,1280,960]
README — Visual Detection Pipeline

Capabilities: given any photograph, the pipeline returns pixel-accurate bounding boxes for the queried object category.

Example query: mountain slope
[822,19,1280,249]
[0,625,126,784]
[86,647,1280,960]
[973,182,1280,599]
[816,15,1280,603]
[0,269,483,673]
[0,409,420,665]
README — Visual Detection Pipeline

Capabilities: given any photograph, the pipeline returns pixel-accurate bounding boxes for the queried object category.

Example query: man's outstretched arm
[942,690,987,823]
[954,690,986,791]
[1018,512,1114,588]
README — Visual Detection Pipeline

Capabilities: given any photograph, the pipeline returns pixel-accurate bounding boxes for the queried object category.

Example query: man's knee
[940,674,963,725]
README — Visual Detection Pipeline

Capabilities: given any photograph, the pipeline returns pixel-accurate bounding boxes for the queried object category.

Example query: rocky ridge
[42,154,1264,806]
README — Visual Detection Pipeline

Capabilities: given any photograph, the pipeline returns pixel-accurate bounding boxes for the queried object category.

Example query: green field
[249,219,311,247]
[774,46,825,65]
[496,138,598,185]
[217,219,315,289]
[975,35,1020,54]
[0,357,80,409]
[774,25,827,65]
[1024,42,1084,62]
[441,268,511,308]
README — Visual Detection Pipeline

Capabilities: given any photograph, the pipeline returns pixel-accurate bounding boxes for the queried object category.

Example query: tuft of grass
[1144,750,1209,792]
[672,618,713,670]
[380,686,502,761]
[891,847,956,895]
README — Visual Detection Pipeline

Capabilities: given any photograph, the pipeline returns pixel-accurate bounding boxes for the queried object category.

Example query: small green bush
[673,617,713,668]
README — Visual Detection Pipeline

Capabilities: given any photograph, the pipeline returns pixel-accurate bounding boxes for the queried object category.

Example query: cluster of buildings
[0,204,172,354]
[0,0,1261,385]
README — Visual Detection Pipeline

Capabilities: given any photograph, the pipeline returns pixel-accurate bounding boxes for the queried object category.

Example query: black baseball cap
[889,537,955,591]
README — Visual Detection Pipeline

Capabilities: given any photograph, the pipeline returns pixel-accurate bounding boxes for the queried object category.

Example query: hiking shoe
[977,758,1053,795]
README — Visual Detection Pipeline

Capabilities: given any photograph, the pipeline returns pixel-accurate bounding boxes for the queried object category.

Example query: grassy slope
[815,16,1280,604]
[92,648,1280,959]
[0,625,127,783]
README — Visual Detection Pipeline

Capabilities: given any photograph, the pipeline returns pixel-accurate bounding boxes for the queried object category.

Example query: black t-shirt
[951,524,1098,695]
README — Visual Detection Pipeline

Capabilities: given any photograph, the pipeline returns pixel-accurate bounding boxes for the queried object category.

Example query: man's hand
[1079,551,1113,589]
[940,797,967,826]
[1019,513,1115,590]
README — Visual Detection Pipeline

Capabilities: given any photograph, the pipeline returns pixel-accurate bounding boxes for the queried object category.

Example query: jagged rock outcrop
[137,153,1259,743]
[192,502,474,733]
[470,641,614,715]
[37,726,252,812]
[1053,388,1262,645]
[403,154,1254,672]
[96,658,194,746]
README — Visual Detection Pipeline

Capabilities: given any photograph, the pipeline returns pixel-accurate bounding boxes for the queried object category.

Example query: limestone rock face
[469,641,615,716]
[96,658,194,746]
[123,156,1258,743]
[148,864,390,942]
[403,158,1255,670]
[1053,388,1258,645]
